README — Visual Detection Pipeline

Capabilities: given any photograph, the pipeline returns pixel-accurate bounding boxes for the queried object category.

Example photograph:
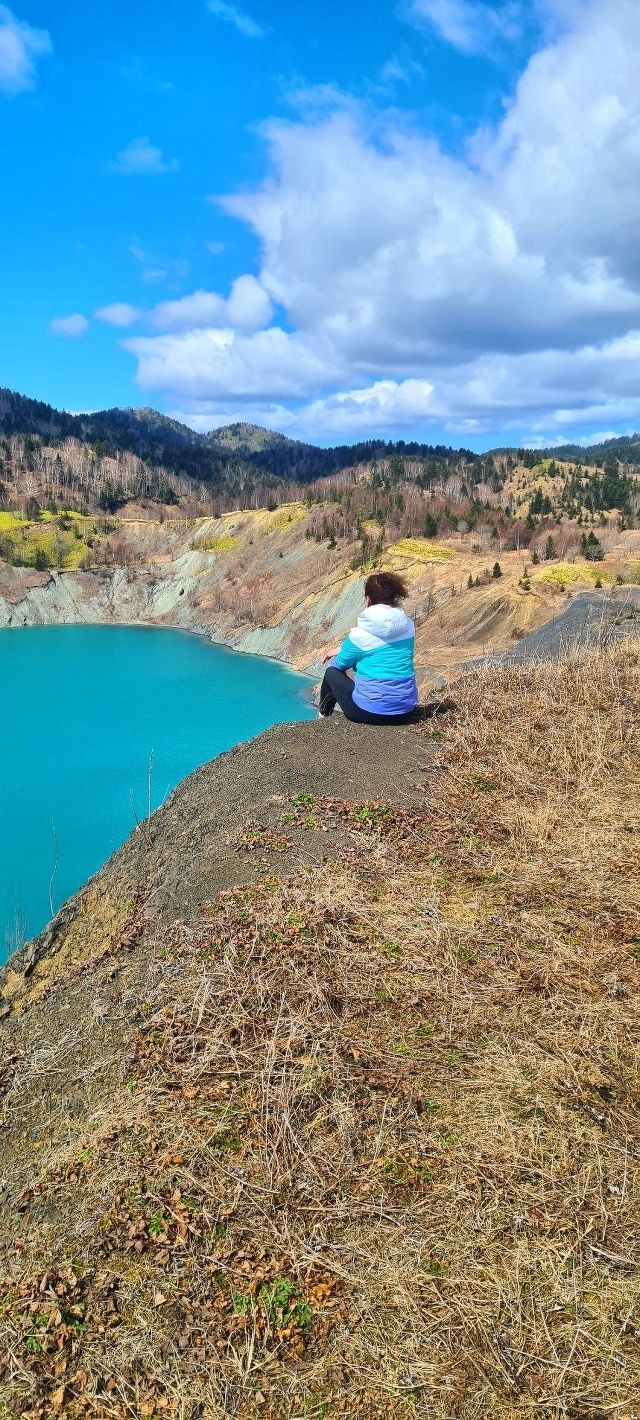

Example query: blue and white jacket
[333,603,418,716]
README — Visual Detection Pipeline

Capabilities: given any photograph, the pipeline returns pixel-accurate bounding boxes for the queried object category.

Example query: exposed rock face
[0,556,363,676]
[0,561,205,632]
[0,511,371,676]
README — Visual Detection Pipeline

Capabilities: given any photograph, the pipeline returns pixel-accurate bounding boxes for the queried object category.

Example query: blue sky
[2,0,640,448]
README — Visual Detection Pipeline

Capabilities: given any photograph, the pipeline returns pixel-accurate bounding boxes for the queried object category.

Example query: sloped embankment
[4,505,639,682]
[1,645,639,1420]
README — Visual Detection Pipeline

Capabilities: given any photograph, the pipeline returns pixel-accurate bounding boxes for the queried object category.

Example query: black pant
[319,666,416,725]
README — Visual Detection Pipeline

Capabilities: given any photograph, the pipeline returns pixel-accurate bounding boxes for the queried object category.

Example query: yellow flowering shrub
[193,536,239,554]
[268,505,307,531]
[0,515,92,568]
[536,562,611,587]
[391,538,456,562]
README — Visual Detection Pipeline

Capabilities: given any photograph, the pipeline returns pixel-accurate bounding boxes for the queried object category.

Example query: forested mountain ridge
[0,387,476,488]
[0,390,242,488]
[541,433,640,465]
[1,387,638,563]
[3,386,640,487]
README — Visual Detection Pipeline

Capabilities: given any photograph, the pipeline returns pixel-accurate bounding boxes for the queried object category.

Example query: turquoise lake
[0,626,315,962]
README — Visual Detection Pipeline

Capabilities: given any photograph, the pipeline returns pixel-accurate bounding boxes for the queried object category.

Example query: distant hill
[0,388,477,489]
[0,391,237,488]
[3,388,640,482]
[3,387,638,532]
[205,421,297,456]
[526,434,640,466]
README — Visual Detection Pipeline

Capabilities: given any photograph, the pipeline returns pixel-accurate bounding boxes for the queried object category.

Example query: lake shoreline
[0,560,341,680]
[0,625,316,961]
[0,611,320,682]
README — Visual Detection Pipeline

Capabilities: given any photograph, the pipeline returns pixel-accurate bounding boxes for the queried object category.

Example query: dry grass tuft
[1,642,639,1419]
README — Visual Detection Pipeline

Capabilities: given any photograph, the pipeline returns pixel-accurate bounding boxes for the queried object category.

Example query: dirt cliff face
[3,502,639,682]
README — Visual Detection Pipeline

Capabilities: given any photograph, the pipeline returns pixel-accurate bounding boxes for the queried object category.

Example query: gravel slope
[468,587,640,666]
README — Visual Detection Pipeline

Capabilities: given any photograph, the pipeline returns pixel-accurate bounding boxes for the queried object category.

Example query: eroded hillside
[1,500,639,682]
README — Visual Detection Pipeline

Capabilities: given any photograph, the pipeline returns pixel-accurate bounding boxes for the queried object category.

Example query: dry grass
[1,642,639,1420]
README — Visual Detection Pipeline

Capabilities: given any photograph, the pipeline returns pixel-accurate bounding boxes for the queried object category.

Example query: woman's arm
[333,635,363,671]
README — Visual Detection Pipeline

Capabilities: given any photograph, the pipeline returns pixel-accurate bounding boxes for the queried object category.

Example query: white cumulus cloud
[294,379,435,437]
[147,275,273,333]
[161,332,640,440]
[95,275,272,346]
[174,379,435,440]
[425,331,640,433]
[109,137,178,175]
[406,0,523,56]
[49,314,89,339]
[124,326,337,402]
[95,303,142,328]
[0,4,51,95]
[207,1,263,39]
[115,0,640,442]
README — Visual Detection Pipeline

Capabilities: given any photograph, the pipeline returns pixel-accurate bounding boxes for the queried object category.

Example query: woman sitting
[318,571,418,724]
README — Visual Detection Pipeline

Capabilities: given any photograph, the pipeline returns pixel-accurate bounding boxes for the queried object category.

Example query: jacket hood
[357,603,414,642]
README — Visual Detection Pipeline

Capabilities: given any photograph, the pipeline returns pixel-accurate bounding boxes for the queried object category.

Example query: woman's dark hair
[364,571,409,607]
